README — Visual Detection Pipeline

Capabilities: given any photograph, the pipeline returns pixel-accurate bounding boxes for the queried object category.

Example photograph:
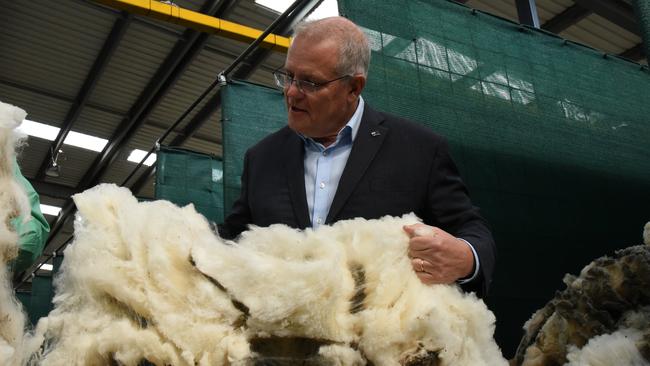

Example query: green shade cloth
[221,80,287,217]
[218,2,650,354]
[155,146,224,224]
[25,255,63,326]
[339,0,650,357]
[11,159,50,274]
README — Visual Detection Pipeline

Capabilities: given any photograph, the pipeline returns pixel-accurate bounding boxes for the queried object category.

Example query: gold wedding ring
[418,258,424,272]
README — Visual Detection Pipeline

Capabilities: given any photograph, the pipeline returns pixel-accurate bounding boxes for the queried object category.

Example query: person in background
[219,16,496,297]
[11,158,49,275]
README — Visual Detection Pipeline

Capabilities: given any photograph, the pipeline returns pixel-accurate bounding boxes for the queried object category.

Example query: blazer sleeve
[218,150,252,240]
[426,137,496,297]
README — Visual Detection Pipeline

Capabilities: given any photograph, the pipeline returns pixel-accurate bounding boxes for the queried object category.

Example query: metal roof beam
[573,0,640,35]
[34,12,132,181]
[77,0,235,190]
[93,0,291,52]
[542,4,592,33]
[228,0,322,77]
[515,0,540,28]
[129,0,324,195]
[0,77,124,116]
[27,179,80,200]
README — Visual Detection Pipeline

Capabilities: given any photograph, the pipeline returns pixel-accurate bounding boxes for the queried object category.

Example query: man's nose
[285,80,302,97]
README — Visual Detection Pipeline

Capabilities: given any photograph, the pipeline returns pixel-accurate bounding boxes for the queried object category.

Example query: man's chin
[288,120,311,136]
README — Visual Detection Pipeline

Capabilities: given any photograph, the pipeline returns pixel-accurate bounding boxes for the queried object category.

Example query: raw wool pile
[0,101,31,365]
[33,183,507,366]
[514,231,650,366]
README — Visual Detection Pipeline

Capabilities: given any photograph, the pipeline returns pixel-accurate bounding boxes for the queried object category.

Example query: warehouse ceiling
[1,0,647,286]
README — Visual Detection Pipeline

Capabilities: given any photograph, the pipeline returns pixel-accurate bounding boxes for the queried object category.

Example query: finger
[414,226,435,237]
[403,224,420,238]
[410,257,424,272]
[408,236,439,252]
[419,257,437,274]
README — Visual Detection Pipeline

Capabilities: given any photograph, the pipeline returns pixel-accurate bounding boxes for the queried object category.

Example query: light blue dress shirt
[301,97,365,228]
[298,96,479,283]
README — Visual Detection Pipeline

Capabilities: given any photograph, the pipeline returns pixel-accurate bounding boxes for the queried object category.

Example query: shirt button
[319,182,325,189]
[316,218,322,224]
[323,151,328,156]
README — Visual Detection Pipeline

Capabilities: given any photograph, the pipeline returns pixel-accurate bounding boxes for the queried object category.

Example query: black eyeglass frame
[272,69,352,93]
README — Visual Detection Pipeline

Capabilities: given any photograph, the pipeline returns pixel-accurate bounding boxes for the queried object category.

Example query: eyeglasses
[273,70,351,93]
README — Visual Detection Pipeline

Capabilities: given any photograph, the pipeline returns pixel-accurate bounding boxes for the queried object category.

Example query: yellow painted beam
[93,0,291,53]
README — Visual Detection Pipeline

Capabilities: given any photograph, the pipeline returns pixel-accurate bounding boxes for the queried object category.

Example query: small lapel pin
[370,131,381,137]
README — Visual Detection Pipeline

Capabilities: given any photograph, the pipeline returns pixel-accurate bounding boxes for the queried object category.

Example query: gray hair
[292,17,371,77]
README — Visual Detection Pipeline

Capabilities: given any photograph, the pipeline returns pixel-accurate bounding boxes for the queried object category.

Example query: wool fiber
[565,328,648,366]
[29,183,505,365]
[0,101,31,366]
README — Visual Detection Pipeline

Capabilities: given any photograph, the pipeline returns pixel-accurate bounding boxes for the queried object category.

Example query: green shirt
[10,159,50,274]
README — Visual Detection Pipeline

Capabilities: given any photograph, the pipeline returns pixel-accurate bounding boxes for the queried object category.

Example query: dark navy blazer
[219,104,496,297]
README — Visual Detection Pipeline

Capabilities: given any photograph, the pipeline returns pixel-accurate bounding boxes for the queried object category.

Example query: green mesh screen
[155,146,224,224]
[338,0,650,357]
[221,80,287,216]
[25,255,63,325]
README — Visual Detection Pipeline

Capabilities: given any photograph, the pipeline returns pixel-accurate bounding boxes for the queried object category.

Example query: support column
[515,0,540,28]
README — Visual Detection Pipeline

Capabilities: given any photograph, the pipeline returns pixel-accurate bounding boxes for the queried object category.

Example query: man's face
[283,37,359,139]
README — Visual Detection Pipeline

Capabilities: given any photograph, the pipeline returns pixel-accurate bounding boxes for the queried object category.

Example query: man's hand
[403,223,474,285]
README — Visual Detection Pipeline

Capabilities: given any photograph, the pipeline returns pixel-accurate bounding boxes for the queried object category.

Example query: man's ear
[348,75,366,99]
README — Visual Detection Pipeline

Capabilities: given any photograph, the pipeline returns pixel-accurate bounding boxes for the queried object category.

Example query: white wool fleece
[34,185,250,365]
[29,184,506,366]
[564,329,648,366]
[318,217,506,366]
[0,101,31,366]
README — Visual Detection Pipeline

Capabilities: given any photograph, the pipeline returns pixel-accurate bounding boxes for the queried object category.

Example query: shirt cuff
[456,238,480,284]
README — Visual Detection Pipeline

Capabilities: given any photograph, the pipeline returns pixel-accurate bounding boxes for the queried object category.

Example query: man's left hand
[403,223,474,285]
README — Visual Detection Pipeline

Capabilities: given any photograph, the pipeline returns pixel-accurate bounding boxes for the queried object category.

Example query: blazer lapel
[284,131,311,229]
[326,106,388,223]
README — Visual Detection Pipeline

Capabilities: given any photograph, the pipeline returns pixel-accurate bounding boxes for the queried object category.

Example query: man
[220,17,495,297]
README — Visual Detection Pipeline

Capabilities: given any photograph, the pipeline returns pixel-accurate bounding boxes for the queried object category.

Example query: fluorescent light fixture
[255,0,338,20]
[17,120,59,141]
[40,204,62,216]
[64,131,108,152]
[127,149,157,167]
[17,119,108,152]
[40,263,53,271]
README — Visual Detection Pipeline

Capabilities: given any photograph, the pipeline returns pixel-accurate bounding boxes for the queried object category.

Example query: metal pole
[220,0,308,78]
[515,0,540,28]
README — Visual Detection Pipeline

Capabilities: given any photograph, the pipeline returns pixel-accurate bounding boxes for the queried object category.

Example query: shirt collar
[298,96,365,149]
